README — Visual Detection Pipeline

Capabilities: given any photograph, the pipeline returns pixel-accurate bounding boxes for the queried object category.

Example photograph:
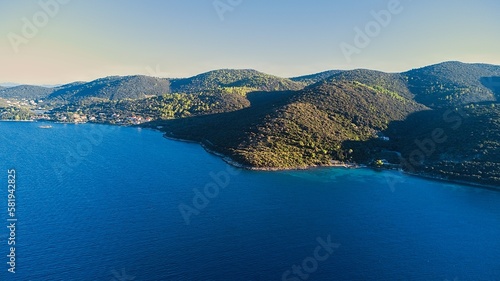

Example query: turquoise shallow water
[0,121,499,280]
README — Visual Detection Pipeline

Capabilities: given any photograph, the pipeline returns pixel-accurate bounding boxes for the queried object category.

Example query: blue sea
[0,121,499,280]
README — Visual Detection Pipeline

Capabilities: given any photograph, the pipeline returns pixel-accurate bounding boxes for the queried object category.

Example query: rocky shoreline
[160,129,499,190]
[162,131,362,171]
[402,171,500,191]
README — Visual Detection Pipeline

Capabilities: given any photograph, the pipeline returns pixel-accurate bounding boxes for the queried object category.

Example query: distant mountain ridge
[403,61,500,107]
[2,61,499,107]
[290,70,343,85]
[0,83,22,88]
[0,85,54,100]
[47,75,170,102]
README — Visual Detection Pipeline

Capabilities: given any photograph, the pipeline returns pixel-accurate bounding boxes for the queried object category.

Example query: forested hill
[0,76,170,103]
[404,61,500,107]
[0,85,55,100]
[47,75,170,103]
[384,104,500,186]
[53,91,251,121]
[146,80,427,169]
[323,69,414,99]
[290,70,343,85]
[170,69,305,93]
[3,61,499,107]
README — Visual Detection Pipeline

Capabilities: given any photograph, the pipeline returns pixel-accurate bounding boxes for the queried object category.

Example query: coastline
[160,129,499,190]
[402,171,500,192]
[9,119,495,191]
[162,131,362,172]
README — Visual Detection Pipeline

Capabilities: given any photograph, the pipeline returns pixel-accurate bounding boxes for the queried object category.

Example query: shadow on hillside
[142,90,299,154]
[480,76,500,97]
[343,103,500,167]
[344,104,500,186]
[340,108,461,165]
[245,90,296,106]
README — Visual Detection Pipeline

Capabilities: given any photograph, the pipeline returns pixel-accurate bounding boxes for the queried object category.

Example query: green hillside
[404,61,500,107]
[0,85,54,100]
[290,70,343,85]
[52,91,250,122]
[47,76,170,102]
[170,69,305,93]
[324,69,414,99]
[384,103,500,186]
[146,81,426,169]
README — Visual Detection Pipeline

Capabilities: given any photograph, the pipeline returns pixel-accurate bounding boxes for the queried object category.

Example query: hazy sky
[1,0,499,84]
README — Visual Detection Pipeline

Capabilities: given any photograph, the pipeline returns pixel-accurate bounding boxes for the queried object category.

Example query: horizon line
[1,60,499,86]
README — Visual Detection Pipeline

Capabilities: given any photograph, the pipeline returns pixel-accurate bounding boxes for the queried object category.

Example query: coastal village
[0,98,153,125]
[49,112,153,125]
